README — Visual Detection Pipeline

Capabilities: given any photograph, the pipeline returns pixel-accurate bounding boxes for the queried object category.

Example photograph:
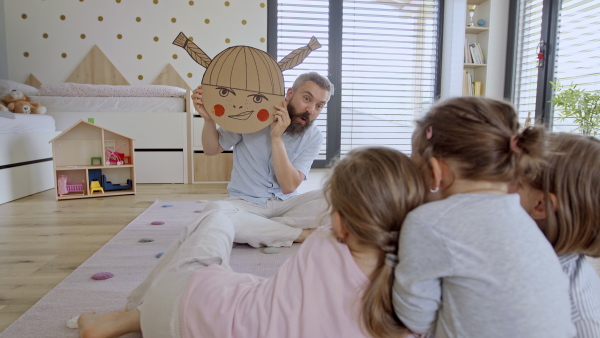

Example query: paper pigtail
[278,36,322,72]
[172,32,212,69]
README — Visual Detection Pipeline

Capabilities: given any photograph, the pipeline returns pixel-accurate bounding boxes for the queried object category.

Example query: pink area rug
[0,200,299,338]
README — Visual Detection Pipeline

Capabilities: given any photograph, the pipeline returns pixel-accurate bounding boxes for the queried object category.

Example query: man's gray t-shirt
[219,124,323,206]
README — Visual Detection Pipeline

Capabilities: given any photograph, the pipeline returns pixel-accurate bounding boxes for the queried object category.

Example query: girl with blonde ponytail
[324,146,426,337]
[78,146,425,338]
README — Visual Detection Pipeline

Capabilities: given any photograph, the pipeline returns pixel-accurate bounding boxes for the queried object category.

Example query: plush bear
[0,103,8,111]
[8,100,47,114]
[2,90,46,114]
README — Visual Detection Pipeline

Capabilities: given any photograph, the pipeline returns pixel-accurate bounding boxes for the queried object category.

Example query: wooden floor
[0,183,229,333]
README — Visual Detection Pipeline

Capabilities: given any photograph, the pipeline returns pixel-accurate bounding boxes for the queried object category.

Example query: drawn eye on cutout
[248,93,268,104]
[217,87,236,97]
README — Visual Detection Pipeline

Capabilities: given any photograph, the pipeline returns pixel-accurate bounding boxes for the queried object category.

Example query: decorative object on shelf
[105,142,126,165]
[467,5,477,27]
[90,157,102,165]
[477,19,485,27]
[57,175,68,196]
[550,81,600,136]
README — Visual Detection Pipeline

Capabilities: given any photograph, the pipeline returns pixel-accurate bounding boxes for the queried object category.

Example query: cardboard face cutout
[174,32,321,134]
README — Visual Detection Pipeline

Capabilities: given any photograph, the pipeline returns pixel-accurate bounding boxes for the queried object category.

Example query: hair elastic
[430,186,439,193]
[509,135,521,153]
[385,253,399,267]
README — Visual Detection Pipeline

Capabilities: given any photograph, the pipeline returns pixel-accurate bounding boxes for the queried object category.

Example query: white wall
[2,0,267,88]
[0,0,8,79]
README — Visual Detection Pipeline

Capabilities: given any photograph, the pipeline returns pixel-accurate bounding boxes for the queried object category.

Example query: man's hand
[271,100,291,139]
[191,85,213,122]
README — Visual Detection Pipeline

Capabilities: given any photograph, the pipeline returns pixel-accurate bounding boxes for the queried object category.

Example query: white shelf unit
[463,0,509,99]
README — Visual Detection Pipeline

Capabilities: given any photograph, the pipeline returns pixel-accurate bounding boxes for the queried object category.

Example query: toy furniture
[66,181,85,195]
[49,120,136,200]
[89,181,104,194]
[91,157,102,165]
[102,175,132,191]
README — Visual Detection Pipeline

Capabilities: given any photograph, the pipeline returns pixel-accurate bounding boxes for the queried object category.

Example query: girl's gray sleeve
[392,213,453,334]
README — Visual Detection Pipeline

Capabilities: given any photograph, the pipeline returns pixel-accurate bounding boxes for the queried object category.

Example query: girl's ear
[332,211,348,240]
[428,157,443,191]
[531,192,557,220]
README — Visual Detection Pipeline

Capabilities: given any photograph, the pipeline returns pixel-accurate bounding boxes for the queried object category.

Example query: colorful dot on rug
[139,238,154,243]
[66,315,79,329]
[156,252,164,258]
[150,221,165,225]
[162,204,174,208]
[91,272,114,280]
[263,247,279,254]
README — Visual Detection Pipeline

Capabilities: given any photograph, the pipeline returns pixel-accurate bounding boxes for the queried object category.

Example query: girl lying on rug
[77,146,426,338]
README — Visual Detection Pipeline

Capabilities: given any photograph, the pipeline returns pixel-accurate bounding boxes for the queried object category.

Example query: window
[269,0,441,166]
[510,0,600,132]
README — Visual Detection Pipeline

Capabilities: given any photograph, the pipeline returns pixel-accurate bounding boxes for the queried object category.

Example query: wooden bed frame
[34,45,195,184]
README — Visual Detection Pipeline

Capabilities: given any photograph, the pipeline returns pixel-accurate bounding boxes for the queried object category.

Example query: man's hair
[292,72,334,96]
[530,133,600,257]
[412,96,546,184]
[323,146,425,337]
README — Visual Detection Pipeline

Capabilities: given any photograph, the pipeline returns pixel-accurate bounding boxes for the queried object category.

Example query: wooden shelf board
[56,165,134,170]
[464,63,487,68]
[468,0,488,5]
[466,26,489,34]
[57,191,135,200]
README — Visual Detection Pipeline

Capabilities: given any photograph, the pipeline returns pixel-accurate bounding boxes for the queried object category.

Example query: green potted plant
[550,81,600,136]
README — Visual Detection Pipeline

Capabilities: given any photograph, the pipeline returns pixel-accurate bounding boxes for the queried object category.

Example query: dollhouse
[49,120,136,200]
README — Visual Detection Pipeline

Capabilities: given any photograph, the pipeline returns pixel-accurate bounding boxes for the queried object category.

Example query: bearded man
[191,72,333,247]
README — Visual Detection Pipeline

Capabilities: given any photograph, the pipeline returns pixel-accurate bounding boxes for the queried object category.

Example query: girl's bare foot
[294,228,316,243]
[78,310,141,338]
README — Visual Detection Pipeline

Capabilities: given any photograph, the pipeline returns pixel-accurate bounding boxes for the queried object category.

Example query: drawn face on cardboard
[174,32,321,133]
[201,46,284,134]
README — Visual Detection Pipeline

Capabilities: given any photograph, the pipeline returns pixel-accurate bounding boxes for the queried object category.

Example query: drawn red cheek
[213,104,225,117]
[257,109,269,122]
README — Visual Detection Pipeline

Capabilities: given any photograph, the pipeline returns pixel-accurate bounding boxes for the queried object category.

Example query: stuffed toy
[2,90,46,114]
[0,103,8,111]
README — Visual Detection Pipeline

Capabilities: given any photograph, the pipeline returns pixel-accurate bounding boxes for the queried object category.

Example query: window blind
[552,0,600,133]
[276,0,439,159]
[513,0,544,125]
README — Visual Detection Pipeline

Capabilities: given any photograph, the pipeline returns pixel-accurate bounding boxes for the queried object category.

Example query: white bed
[0,112,60,204]
[31,83,192,184]
[27,44,196,184]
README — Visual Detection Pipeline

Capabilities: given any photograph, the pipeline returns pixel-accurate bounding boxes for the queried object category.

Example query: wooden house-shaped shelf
[49,120,136,200]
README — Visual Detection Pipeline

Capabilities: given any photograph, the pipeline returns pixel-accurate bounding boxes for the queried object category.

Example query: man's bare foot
[78,310,141,338]
[294,228,316,243]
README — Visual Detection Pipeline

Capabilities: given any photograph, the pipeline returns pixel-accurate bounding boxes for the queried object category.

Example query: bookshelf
[463,0,509,99]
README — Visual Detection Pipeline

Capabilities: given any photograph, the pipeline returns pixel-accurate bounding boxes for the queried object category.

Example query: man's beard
[285,103,313,136]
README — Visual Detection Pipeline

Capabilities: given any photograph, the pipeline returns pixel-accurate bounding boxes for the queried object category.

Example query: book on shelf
[473,81,482,96]
[467,43,485,64]
[463,71,474,96]
[464,40,473,64]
